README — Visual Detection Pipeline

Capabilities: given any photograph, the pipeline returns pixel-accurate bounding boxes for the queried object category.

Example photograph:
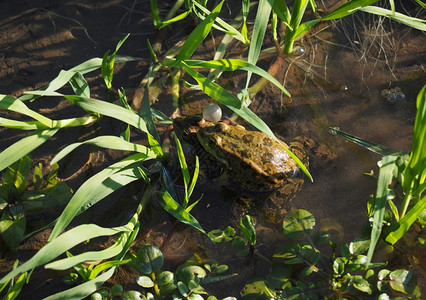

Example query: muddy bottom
[1,0,425,298]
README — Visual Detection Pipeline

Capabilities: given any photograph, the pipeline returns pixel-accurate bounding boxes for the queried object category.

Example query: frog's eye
[182,129,190,138]
[208,138,217,148]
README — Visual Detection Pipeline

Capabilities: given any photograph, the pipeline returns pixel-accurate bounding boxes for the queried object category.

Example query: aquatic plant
[0,155,72,252]
[242,209,420,299]
[331,84,426,265]
[0,1,425,298]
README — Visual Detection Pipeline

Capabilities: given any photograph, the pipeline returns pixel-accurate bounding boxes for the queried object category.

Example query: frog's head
[197,122,227,154]
[173,115,213,146]
[197,122,237,167]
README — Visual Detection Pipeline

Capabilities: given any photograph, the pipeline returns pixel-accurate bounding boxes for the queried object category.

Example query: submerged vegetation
[0,0,425,299]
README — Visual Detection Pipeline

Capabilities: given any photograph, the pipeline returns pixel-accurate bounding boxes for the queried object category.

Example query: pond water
[0,0,425,298]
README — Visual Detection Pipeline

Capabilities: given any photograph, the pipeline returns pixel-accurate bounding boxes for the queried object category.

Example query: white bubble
[387,94,397,103]
[381,89,390,98]
[203,103,222,123]
[293,46,306,56]
[395,92,405,100]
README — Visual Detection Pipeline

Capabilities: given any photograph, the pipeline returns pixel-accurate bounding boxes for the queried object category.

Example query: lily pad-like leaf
[136,275,154,288]
[177,265,206,285]
[0,205,26,251]
[389,270,419,295]
[134,245,164,275]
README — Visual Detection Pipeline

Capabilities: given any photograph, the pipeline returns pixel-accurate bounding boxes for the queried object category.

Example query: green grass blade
[213,7,247,61]
[330,127,404,156]
[294,19,321,40]
[0,219,134,284]
[160,10,190,28]
[0,129,58,172]
[188,156,199,199]
[3,272,27,300]
[385,195,426,244]
[139,79,162,144]
[366,155,398,266]
[405,85,426,190]
[321,0,378,21]
[182,58,291,97]
[150,0,162,28]
[159,190,206,234]
[413,0,426,9]
[272,0,292,28]
[66,95,149,132]
[44,267,116,300]
[0,116,97,130]
[69,57,103,74]
[181,63,311,181]
[51,136,156,165]
[88,259,131,280]
[0,95,53,127]
[193,1,248,44]
[24,92,150,133]
[245,0,273,86]
[69,72,90,98]
[49,154,151,241]
[175,137,190,208]
[0,118,39,130]
[102,34,130,89]
[358,6,426,31]
[45,224,136,270]
[176,1,224,61]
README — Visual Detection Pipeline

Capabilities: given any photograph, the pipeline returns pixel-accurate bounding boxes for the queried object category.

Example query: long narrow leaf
[321,0,378,21]
[193,1,248,44]
[386,195,426,244]
[0,217,136,284]
[159,190,205,234]
[246,0,273,86]
[51,135,156,165]
[404,84,426,191]
[175,137,190,208]
[0,95,53,127]
[176,1,223,61]
[0,129,58,172]
[366,155,398,266]
[44,267,116,300]
[24,92,150,133]
[358,6,426,31]
[272,0,292,28]
[329,127,404,156]
[181,58,290,97]
[49,153,153,241]
[45,230,134,270]
[0,118,39,130]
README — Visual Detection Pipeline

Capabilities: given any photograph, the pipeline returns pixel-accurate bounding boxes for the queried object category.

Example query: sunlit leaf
[134,245,164,275]
[366,155,398,266]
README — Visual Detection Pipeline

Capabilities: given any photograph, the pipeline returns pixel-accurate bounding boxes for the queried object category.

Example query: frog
[173,115,310,189]
[196,121,305,193]
[172,115,316,224]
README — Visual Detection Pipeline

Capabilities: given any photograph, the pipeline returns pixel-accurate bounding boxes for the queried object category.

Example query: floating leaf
[134,245,164,275]
[136,276,154,288]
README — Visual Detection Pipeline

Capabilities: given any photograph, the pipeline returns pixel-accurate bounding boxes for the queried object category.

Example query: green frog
[196,121,306,193]
[173,116,309,191]
[173,115,314,224]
